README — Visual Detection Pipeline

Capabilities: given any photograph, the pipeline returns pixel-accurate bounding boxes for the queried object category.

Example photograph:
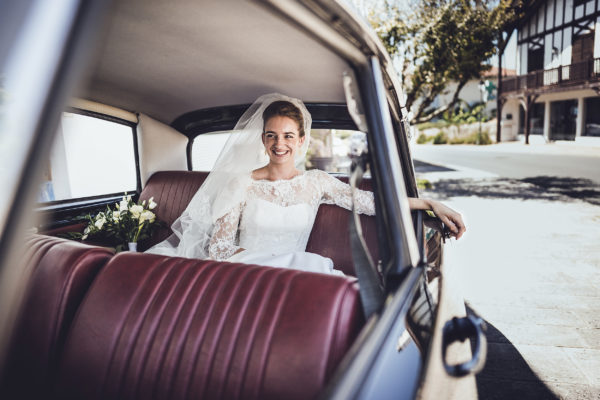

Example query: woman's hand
[428,200,466,239]
[408,198,466,239]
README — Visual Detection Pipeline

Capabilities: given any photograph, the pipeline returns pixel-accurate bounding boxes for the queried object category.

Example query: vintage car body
[0,0,485,399]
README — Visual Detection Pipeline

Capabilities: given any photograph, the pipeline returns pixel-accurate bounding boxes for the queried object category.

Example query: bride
[146,93,465,275]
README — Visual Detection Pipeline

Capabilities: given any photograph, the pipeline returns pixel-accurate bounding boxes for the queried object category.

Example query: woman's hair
[262,100,305,137]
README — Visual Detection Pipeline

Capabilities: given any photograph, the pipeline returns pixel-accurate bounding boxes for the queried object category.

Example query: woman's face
[262,115,305,166]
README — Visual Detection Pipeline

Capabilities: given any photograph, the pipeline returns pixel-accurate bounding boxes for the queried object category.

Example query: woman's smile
[271,147,291,157]
[262,115,305,165]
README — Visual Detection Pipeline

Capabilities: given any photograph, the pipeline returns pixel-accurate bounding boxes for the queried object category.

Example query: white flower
[95,217,106,230]
[142,199,146,207]
[148,197,157,210]
[126,195,132,202]
[120,200,128,211]
[95,212,105,221]
[130,205,144,219]
[113,211,120,222]
[140,210,155,223]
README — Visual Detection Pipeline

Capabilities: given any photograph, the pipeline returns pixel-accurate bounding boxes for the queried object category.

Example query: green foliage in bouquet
[74,195,163,252]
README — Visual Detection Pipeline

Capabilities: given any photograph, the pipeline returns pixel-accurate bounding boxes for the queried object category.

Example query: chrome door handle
[442,315,487,377]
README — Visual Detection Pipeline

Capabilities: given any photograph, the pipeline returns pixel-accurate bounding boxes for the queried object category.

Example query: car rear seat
[1,235,113,399]
[139,171,379,275]
[306,176,379,276]
[138,170,209,249]
[54,252,364,400]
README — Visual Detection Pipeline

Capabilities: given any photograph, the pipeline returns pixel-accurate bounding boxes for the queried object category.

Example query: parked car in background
[0,0,485,399]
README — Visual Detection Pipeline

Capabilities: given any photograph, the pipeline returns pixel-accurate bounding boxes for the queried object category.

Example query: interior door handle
[442,315,487,377]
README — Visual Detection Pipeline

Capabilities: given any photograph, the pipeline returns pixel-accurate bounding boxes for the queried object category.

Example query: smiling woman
[258,100,307,176]
[144,93,378,276]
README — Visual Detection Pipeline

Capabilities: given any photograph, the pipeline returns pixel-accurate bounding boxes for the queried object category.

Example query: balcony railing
[501,57,600,94]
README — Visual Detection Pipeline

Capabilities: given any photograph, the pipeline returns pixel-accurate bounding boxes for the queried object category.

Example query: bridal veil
[146,93,313,259]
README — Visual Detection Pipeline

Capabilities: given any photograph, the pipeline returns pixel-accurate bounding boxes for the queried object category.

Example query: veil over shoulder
[145,93,312,259]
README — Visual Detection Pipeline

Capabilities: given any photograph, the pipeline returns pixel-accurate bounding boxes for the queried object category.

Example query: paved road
[413,143,600,399]
[412,142,600,185]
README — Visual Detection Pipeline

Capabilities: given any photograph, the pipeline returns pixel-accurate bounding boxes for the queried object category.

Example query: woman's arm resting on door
[408,198,466,239]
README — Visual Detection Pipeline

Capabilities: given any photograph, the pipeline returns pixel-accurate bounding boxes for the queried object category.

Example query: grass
[416,133,433,144]
[449,130,492,145]
[417,178,433,190]
[416,129,492,145]
[432,131,448,144]
[416,120,454,130]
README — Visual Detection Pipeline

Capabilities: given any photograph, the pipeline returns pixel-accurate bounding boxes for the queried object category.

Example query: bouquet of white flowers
[77,194,163,252]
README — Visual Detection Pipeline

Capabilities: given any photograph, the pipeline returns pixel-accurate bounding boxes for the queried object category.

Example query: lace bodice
[208,169,375,260]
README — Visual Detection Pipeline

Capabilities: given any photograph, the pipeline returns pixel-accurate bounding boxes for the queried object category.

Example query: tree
[369,0,524,124]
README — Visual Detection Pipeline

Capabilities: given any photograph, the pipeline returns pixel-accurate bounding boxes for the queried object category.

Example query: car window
[191,128,366,173]
[190,131,232,171]
[38,111,137,202]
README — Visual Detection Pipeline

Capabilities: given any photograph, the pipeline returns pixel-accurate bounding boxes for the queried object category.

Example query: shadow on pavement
[413,160,455,173]
[422,176,600,206]
[465,304,559,400]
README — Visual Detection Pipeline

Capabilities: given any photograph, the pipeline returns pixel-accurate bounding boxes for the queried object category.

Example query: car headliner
[80,0,350,125]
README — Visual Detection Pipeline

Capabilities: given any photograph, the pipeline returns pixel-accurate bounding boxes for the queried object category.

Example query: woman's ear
[299,135,306,146]
[261,132,266,146]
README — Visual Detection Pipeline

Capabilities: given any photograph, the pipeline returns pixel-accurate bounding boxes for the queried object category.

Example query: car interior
[0,0,453,399]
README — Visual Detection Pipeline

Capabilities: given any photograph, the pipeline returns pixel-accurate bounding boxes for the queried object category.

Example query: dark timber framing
[499,0,600,143]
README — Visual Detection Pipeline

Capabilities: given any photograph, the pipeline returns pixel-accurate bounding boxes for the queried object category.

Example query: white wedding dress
[208,169,374,276]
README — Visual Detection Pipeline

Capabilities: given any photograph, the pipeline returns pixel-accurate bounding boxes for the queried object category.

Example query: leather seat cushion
[55,253,363,400]
[1,235,113,398]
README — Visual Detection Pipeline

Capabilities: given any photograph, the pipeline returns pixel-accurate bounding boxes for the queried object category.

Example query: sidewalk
[417,162,600,399]
[412,140,600,156]
[460,140,600,157]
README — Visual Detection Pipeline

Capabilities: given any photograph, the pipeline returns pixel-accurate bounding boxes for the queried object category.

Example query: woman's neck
[254,163,300,181]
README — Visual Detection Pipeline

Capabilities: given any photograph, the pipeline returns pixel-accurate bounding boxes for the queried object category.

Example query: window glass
[191,129,366,173]
[191,131,232,171]
[307,129,365,173]
[39,112,137,202]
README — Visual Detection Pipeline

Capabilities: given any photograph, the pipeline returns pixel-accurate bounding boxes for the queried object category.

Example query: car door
[0,0,112,377]
[320,55,485,399]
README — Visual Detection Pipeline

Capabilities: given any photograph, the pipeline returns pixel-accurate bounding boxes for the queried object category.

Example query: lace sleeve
[316,170,375,215]
[208,202,244,260]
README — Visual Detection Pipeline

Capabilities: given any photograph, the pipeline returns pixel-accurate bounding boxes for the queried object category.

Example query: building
[433,66,517,120]
[499,0,600,144]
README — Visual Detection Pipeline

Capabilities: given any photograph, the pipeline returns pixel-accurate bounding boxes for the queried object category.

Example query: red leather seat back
[138,171,209,249]
[55,253,363,400]
[306,177,379,276]
[139,171,378,275]
[1,235,113,398]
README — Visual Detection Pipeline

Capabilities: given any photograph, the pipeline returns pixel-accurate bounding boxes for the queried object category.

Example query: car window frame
[176,103,360,171]
[36,107,142,205]
[33,107,141,232]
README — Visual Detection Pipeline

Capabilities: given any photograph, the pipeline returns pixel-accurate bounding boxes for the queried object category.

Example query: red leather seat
[138,170,209,250]
[55,253,364,400]
[306,176,379,276]
[1,235,113,399]
[138,171,379,275]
